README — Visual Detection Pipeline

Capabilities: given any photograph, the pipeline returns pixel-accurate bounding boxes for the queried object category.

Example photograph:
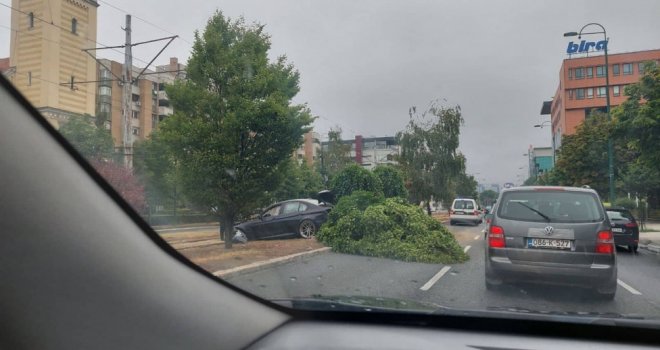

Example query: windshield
[3,0,660,330]
[498,191,604,223]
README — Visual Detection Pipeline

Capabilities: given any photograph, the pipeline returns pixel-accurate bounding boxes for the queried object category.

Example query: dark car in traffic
[485,186,617,300]
[233,199,331,242]
[606,207,639,253]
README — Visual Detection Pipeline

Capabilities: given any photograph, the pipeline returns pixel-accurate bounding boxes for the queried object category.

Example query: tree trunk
[426,201,432,216]
[220,214,234,249]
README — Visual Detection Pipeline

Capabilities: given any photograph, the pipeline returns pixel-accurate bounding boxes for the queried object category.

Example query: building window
[99,103,111,113]
[568,68,572,79]
[28,12,34,29]
[132,127,140,135]
[132,111,139,119]
[596,65,606,77]
[613,85,620,97]
[70,76,75,90]
[576,88,585,100]
[574,67,584,79]
[623,63,633,75]
[597,86,607,98]
[71,18,77,34]
[586,67,593,78]
[568,89,574,100]
[27,71,32,86]
[638,62,647,74]
[612,64,620,75]
[586,88,593,99]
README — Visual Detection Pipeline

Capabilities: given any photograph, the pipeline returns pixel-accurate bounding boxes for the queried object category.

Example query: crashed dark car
[233,198,332,242]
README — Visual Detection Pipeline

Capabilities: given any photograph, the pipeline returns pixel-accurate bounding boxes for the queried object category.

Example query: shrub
[613,197,637,210]
[329,164,383,200]
[373,165,408,198]
[317,192,467,264]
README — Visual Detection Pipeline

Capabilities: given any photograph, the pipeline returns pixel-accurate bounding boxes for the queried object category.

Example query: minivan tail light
[488,225,505,248]
[595,230,614,254]
[473,210,479,216]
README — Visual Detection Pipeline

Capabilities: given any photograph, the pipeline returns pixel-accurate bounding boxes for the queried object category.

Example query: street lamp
[564,23,615,202]
[534,121,555,166]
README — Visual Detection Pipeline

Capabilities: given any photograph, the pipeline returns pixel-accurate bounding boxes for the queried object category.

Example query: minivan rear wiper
[514,202,551,222]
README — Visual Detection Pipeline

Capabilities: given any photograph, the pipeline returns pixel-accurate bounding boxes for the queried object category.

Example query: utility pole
[122,15,133,167]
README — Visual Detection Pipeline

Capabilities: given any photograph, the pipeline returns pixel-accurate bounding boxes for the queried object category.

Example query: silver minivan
[485,186,617,299]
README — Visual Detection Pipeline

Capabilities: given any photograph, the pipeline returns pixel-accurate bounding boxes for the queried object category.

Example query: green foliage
[453,169,478,199]
[396,101,465,207]
[317,192,468,264]
[317,128,352,183]
[613,197,637,210]
[613,61,660,167]
[133,133,180,211]
[58,115,114,160]
[479,189,498,205]
[271,159,324,202]
[620,160,660,198]
[329,164,383,200]
[157,11,313,247]
[373,165,407,198]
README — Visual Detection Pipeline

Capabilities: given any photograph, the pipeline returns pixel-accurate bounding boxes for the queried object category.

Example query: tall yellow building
[8,0,98,128]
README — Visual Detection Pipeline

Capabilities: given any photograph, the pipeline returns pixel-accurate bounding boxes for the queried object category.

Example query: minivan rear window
[497,191,604,223]
[453,200,475,210]
[607,210,634,221]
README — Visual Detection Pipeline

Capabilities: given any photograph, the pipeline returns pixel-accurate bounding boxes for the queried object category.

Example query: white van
[449,198,482,226]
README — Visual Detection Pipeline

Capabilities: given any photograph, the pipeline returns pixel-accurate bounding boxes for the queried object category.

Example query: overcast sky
[2,0,660,185]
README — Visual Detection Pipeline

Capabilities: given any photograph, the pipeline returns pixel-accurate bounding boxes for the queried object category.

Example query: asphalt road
[227,223,660,318]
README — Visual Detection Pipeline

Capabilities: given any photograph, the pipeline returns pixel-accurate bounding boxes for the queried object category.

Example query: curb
[213,247,331,279]
[641,243,660,254]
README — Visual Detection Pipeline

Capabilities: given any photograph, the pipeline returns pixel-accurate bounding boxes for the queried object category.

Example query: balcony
[132,101,142,111]
[157,90,169,101]
[158,106,173,116]
[132,85,140,95]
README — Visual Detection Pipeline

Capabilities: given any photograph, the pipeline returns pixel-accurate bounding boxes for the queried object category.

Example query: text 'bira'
[566,40,607,54]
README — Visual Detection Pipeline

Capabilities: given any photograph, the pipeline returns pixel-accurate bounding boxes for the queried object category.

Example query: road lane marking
[617,279,642,295]
[474,235,481,240]
[420,266,451,291]
[463,245,471,253]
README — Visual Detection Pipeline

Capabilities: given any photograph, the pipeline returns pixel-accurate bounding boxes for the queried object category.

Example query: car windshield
[498,191,604,223]
[3,0,660,330]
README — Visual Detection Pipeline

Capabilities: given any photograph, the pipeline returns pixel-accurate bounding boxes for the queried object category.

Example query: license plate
[612,228,624,233]
[455,211,464,215]
[527,238,571,249]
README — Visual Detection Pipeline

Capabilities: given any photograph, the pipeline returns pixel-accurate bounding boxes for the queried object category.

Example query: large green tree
[396,101,465,214]
[373,165,407,198]
[158,12,313,247]
[271,159,324,202]
[317,128,352,183]
[479,189,498,206]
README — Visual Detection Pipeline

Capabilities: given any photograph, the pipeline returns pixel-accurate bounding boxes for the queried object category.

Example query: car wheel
[299,219,316,239]
[449,221,455,226]
[629,245,638,253]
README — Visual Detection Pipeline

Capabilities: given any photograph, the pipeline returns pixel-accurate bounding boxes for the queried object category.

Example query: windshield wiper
[514,202,551,222]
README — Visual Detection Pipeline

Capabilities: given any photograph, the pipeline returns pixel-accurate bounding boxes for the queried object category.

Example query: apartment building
[293,131,321,166]
[6,0,99,128]
[96,57,185,147]
[321,135,400,170]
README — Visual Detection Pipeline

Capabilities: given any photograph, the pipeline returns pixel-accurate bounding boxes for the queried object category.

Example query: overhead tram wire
[0,2,153,66]
[96,0,195,47]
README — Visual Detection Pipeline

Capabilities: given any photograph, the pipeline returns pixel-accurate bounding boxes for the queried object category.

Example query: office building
[6,0,99,128]
[527,146,553,179]
[542,49,660,150]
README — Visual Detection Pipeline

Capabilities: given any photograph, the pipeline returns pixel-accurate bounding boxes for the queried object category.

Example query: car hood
[270,295,660,329]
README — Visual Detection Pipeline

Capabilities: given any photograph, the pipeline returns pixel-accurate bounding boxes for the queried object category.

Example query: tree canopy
[58,115,114,160]
[157,12,313,247]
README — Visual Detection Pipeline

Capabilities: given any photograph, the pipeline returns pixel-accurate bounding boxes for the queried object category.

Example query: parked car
[449,198,482,226]
[606,207,639,253]
[485,186,617,300]
[233,199,331,242]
